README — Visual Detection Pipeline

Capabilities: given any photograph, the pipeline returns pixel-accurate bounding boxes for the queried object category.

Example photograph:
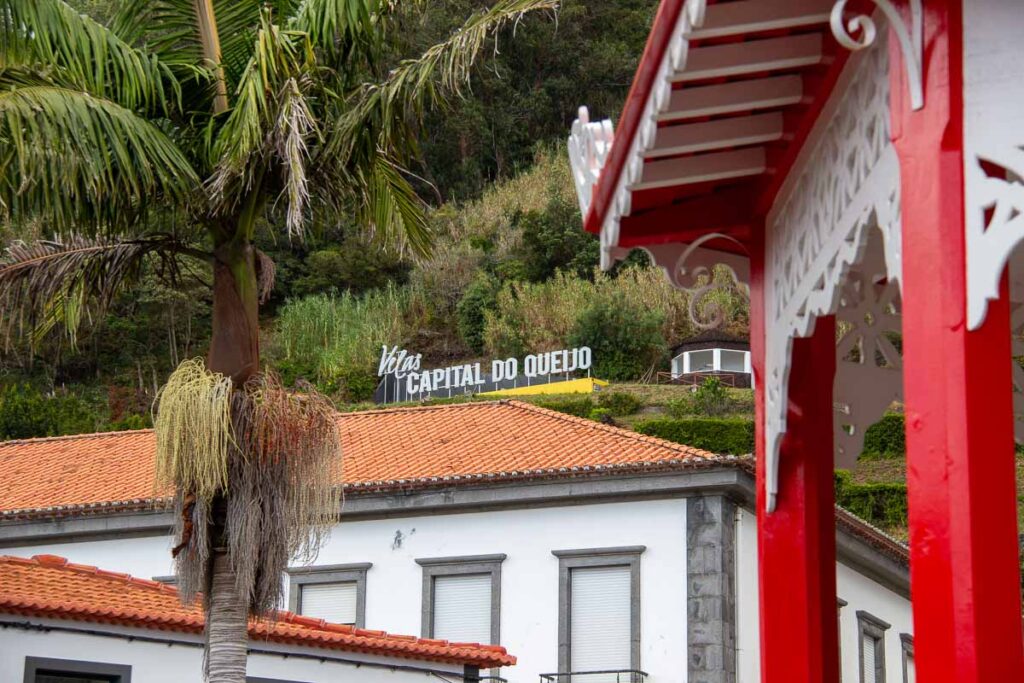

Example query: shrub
[861,413,906,459]
[517,194,598,281]
[456,274,500,354]
[588,407,613,422]
[0,383,99,439]
[634,417,755,454]
[569,291,667,381]
[0,383,51,439]
[596,391,642,416]
[834,470,908,530]
[535,396,595,418]
[690,377,732,417]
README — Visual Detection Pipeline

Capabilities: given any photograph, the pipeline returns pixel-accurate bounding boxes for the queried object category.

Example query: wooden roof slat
[687,0,833,40]
[632,147,767,191]
[658,75,804,122]
[673,33,823,83]
[647,112,785,158]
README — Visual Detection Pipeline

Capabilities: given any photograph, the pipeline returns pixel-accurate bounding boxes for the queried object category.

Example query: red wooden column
[750,229,840,683]
[893,3,1024,682]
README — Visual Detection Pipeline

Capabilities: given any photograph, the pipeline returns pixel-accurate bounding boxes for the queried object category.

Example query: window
[24,657,131,683]
[720,349,747,373]
[417,554,504,645]
[857,611,891,683]
[287,562,371,627]
[900,634,914,683]
[688,349,715,372]
[553,546,644,683]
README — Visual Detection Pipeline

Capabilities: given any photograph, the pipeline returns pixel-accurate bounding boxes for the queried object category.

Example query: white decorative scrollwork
[964,2,1024,330]
[642,235,751,330]
[830,0,923,110]
[833,230,903,469]
[567,106,614,219]
[765,40,900,512]
[567,0,709,271]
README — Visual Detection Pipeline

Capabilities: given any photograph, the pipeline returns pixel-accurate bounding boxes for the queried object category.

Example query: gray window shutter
[432,573,492,643]
[570,565,632,680]
[300,581,358,625]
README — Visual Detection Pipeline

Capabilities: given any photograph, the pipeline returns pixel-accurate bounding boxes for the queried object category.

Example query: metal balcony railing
[538,670,648,683]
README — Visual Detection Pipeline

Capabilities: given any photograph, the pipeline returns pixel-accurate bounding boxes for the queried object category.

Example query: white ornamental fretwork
[833,233,903,469]
[567,106,614,218]
[567,0,709,271]
[965,2,1024,331]
[765,40,901,512]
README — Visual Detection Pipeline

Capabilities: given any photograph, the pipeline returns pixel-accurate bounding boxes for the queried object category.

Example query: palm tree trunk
[205,233,260,682]
[206,549,248,683]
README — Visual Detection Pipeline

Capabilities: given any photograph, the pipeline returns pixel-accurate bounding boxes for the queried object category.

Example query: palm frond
[0,86,200,231]
[0,235,200,346]
[112,0,266,95]
[329,0,557,162]
[207,11,323,236]
[1,0,183,113]
[358,154,433,258]
[288,0,377,59]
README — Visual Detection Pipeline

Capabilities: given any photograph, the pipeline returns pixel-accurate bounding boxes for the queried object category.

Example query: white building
[0,400,913,683]
[0,554,510,683]
[669,333,753,388]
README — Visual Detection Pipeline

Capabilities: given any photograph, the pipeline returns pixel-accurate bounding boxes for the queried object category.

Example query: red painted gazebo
[568,1,1024,681]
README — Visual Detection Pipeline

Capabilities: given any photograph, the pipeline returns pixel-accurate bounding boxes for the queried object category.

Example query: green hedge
[595,392,642,416]
[861,413,906,459]
[535,396,595,418]
[835,470,908,529]
[633,417,754,455]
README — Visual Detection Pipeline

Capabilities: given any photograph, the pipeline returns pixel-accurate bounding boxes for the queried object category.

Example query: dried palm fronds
[226,371,341,614]
[0,235,186,348]
[154,358,234,501]
[161,361,342,616]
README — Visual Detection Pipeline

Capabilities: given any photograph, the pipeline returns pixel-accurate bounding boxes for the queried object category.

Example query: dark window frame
[857,610,891,683]
[286,562,372,628]
[416,554,506,644]
[552,545,646,678]
[24,656,131,683]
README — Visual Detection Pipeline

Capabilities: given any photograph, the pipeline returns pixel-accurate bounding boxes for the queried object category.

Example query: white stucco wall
[734,508,913,683]
[6,499,913,683]
[6,499,690,683]
[0,618,467,682]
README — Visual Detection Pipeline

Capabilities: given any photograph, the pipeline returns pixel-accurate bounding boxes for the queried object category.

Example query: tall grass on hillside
[272,286,424,399]
[483,265,705,358]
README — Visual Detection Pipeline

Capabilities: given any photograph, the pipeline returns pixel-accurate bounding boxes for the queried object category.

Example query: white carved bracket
[964,2,1024,331]
[830,0,923,110]
[642,235,751,330]
[833,234,904,469]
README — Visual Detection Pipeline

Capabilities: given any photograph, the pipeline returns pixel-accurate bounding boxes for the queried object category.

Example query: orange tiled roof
[0,554,515,667]
[0,400,717,517]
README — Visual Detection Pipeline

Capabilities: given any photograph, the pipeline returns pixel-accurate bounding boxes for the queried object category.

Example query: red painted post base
[756,319,840,683]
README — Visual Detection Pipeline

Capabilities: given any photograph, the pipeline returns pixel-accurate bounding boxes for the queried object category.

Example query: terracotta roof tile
[0,554,515,668]
[0,400,715,517]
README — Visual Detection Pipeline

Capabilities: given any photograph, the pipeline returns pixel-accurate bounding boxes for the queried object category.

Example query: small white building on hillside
[0,400,913,683]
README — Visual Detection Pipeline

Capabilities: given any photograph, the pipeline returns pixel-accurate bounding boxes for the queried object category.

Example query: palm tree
[0,0,556,679]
